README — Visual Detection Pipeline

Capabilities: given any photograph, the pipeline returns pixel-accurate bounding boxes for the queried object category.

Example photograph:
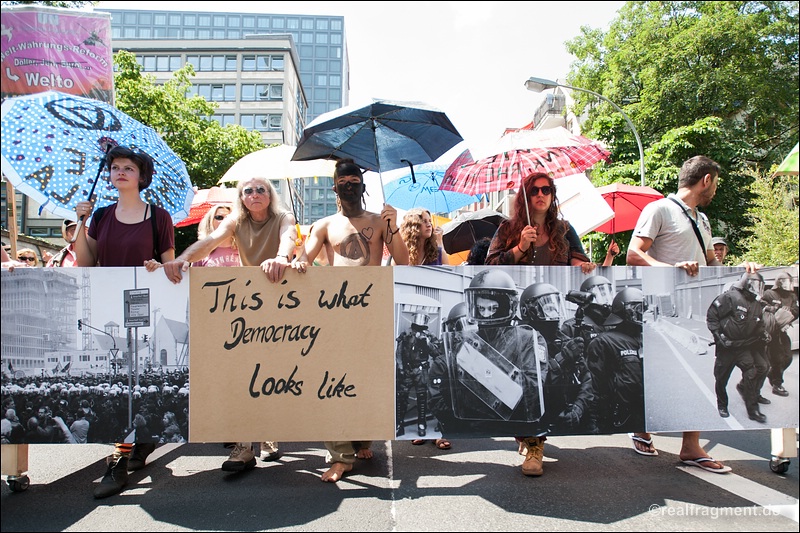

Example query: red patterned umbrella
[175,186,238,228]
[440,127,610,195]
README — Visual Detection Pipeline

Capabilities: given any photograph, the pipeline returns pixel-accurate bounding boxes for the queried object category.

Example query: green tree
[731,172,799,265]
[565,1,799,261]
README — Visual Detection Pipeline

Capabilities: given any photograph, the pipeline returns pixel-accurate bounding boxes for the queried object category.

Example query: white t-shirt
[632,193,712,264]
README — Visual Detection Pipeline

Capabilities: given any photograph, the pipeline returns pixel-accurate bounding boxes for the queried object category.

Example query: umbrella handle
[400,159,416,184]
[69,151,110,244]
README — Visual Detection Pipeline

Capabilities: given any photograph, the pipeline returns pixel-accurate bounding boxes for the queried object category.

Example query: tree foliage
[566,1,799,263]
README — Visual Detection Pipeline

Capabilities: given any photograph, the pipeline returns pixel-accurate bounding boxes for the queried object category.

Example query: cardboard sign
[188,266,395,442]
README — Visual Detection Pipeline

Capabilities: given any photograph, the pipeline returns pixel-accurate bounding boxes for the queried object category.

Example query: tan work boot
[521,437,544,476]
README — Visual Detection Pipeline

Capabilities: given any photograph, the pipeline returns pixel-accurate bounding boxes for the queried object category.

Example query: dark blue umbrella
[383,161,482,214]
[291,98,464,182]
[0,90,194,224]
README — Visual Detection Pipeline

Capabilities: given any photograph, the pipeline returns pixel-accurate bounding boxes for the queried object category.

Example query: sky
[93,1,625,160]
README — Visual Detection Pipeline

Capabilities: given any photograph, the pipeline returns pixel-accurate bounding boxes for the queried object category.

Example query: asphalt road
[1,429,798,532]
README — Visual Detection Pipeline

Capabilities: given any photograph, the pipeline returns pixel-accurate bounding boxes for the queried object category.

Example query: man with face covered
[706,272,770,422]
[299,158,409,483]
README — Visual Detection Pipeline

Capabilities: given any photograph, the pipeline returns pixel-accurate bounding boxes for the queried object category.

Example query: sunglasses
[19,256,36,262]
[243,186,267,196]
[213,215,226,221]
[529,185,553,196]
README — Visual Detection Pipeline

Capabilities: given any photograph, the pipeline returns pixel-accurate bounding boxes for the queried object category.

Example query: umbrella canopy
[592,183,664,234]
[291,98,464,179]
[773,142,799,176]
[441,207,508,254]
[218,144,336,184]
[383,161,482,214]
[0,90,194,224]
[175,186,239,228]
[440,126,610,196]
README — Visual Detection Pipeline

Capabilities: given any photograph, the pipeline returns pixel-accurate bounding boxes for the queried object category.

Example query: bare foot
[321,462,352,483]
[356,448,373,460]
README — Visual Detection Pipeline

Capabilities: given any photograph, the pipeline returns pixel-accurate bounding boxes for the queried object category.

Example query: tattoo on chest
[339,231,372,262]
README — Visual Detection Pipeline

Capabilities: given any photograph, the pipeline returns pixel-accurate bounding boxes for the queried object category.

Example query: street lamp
[525,76,645,186]
[78,319,118,376]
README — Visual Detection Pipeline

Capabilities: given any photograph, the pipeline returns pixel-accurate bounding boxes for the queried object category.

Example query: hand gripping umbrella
[1,90,195,231]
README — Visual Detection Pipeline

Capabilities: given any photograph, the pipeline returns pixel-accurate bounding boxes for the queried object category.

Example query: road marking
[655,328,744,430]
[679,466,799,522]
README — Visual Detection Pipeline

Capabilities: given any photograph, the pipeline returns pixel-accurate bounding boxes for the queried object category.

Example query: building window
[243,16,255,28]
[241,83,283,102]
[316,19,329,31]
[154,13,167,25]
[287,18,299,30]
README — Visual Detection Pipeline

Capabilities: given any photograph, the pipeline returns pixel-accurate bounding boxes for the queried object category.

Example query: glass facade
[104,9,347,123]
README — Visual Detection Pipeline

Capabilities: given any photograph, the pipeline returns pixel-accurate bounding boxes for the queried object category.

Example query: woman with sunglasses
[190,205,239,268]
[485,173,595,271]
[485,172,596,478]
[16,248,40,267]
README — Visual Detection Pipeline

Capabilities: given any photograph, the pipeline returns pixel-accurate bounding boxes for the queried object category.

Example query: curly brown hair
[399,208,439,265]
[503,173,569,263]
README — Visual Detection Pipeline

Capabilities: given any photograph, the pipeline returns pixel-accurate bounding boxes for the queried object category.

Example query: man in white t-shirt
[626,155,759,474]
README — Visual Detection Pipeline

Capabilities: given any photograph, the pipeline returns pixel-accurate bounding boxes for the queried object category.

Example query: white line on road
[655,328,744,430]
[678,466,799,522]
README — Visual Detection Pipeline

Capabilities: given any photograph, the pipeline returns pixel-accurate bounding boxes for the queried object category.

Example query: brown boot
[521,437,544,476]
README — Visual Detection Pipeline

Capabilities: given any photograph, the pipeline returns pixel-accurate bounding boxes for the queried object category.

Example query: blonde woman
[395,208,448,266]
[16,248,40,267]
[191,204,239,267]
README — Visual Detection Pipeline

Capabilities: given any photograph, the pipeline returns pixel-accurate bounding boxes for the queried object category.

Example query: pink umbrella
[592,183,664,235]
[175,186,238,228]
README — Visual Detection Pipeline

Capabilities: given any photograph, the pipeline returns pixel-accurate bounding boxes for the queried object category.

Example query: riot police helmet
[520,282,565,324]
[580,275,615,306]
[735,271,765,298]
[605,287,646,326]
[465,269,519,326]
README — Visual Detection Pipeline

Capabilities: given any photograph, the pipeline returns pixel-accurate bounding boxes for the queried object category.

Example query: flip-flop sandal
[681,457,732,473]
[411,439,426,445]
[434,439,451,450]
[629,433,658,456]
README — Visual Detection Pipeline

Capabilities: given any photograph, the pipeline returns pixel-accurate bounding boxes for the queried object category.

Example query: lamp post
[77,319,118,376]
[525,76,645,186]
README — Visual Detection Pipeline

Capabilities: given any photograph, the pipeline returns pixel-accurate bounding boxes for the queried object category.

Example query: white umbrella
[218,144,336,184]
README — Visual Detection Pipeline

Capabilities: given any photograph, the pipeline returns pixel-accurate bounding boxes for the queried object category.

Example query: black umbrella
[441,208,508,254]
[291,98,464,185]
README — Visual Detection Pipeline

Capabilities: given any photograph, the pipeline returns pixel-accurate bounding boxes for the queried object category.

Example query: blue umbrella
[383,161,483,214]
[0,90,194,224]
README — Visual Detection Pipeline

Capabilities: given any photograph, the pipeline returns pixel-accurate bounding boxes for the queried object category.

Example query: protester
[46,219,79,267]
[710,236,729,265]
[299,157,409,482]
[485,172,595,476]
[627,154,760,473]
[161,178,301,471]
[16,248,40,267]
[462,236,492,266]
[74,145,176,498]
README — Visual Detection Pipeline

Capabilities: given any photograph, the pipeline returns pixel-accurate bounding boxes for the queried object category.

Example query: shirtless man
[299,158,409,482]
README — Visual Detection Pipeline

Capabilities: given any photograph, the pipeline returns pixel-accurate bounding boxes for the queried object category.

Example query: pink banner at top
[1,6,113,103]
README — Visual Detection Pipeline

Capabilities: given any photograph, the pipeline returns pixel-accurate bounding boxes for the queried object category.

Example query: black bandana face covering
[336,181,364,202]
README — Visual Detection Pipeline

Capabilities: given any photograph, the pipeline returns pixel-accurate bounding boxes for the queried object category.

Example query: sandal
[629,433,658,456]
[411,439,426,445]
[434,438,451,450]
